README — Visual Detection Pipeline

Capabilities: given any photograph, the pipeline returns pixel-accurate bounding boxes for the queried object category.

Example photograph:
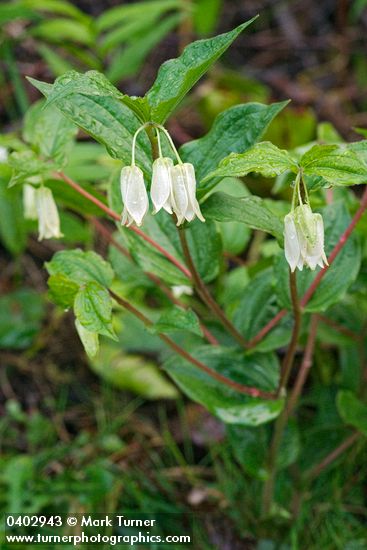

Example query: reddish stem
[91,217,219,346]
[306,432,360,481]
[110,290,275,399]
[249,186,367,347]
[54,171,191,279]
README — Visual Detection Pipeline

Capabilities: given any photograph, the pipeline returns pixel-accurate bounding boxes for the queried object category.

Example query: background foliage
[1,1,367,549]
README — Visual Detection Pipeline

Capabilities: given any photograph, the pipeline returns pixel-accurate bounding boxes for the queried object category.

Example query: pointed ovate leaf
[227,425,268,480]
[46,249,114,288]
[163,346,284,426]
[23,100,77,167]
[201,191,283,240]
[0,178,27,255]
[181,102,289,194]
[90,344,178,399]
[185,218,222,283]
[146,18,258,123]
[300,144,367,186]
[48,273,79,309]
[153,307,202,336]
[8,150,52,187]
[337,390,367,437]
[232,269,290,353]
[27,74,152,172]
[33,70,150,122]
[74,281,116,339]
[204,141,298,181]
[75,318,99,358]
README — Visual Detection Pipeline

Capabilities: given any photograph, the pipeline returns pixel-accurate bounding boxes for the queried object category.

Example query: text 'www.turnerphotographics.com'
[5,514,194,546]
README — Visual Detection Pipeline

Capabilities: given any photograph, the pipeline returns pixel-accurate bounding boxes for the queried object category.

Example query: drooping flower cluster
[120,124,205,227]
[284,175,328,272]
[23,184,62,241]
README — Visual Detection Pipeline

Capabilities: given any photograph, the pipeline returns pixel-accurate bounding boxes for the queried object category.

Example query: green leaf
[180,102,288,195]
[90,344,178,399]
[23,100,77,166]
[0,178,27,255]
[204,141,298,181]
[184,218,222,283]
[47,273,79,309]
[231,268,291,352]
[46,249,114,288]
[106,14,181,83]
[227,425,268,480]
[75,319,99,358]
[153,306,202,336]
[74,281,116,339]
[108,232,152,289]
[337,391,367,436]
[233,269,276,338]
[276,420,300,469]
[275,202,361,312]
[27,73,152,168]
[96,0,180,31]
[122,224,188,287]
[146,18,257,123]
[37,44,75,77]
[0,3,37,24]
[23,0,89,22]
[300,144,367,186]
[0,289,45,350]
[31,18,94,46]
[193,0,222,35]
[201,191,283,240]
[99,9,167,54]
[163,346,284,425]
[8,150,52,187]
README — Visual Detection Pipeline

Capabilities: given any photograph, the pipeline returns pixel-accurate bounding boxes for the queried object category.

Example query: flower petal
[151,157,173,214]
[170,164,189,225]
[284,213,301,272]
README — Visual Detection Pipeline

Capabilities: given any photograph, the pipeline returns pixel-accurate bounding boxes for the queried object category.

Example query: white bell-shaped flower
[23,184,38,220]
[36,187,62,240]
[170,163,205,226]
[284,204,328,272]
[120,165,149,227]
[0,146,8,163]
[150,157,174,214]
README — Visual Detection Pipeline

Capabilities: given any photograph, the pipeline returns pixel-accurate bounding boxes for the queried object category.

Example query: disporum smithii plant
[3,16,367,545]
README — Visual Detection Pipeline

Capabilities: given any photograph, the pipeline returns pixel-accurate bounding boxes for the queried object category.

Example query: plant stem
[90,217,218,346]
[178,226,249,350]
[305,433,360,481]
[278,269,302,393]
[109,290,275,399]
[317,314,359,341]
[261,270,302,516]
[285,314,318,417]
[249,185,367,347]
[54,171,191,279]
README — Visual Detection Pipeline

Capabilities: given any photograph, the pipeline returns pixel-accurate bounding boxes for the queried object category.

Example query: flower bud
[120,165,148,227]
[170,163,205,226]
[150,157,174,214]
[23,184,38,220]
[36,187,62,240]
[284,205,328,272]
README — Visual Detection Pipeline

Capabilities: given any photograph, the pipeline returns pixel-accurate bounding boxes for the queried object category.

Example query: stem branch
[249,185,367,347]
[178,227,249,349]
[261,270,302,516]
[54,171,191,279]
[109,290,275,399]
[91,217,218,346]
